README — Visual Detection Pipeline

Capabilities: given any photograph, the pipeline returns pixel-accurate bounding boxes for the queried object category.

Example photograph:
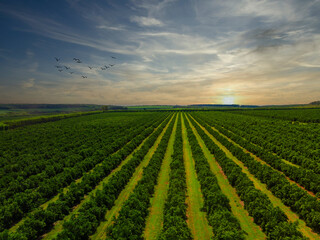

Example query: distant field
[127,105,175,110]
[227,108,320,122]
[0,104,102,123]
[0,109,319,239]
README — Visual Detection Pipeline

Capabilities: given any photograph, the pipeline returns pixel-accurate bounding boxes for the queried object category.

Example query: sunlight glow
[222,96,235,105]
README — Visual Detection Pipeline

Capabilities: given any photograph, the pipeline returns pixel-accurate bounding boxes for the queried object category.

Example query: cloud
[26,50,34,57]
[131,0,177,17]
[22,78,35,88]
[96,25,125,31]
[130,16,164,27]
[1,0,320,105]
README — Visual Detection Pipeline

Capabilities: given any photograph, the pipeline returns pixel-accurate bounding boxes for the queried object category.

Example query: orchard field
[0,109,319,240]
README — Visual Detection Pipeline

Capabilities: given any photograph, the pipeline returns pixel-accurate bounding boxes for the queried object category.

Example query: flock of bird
[54,56,117,78]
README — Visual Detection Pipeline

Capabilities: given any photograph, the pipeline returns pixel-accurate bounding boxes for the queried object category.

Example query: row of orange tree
[188,115,305,239]
[158,114,192,239]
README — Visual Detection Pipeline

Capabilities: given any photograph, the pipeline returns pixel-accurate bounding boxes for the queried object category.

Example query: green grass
[181,116,213,240]
[191,116,320,240]
[90,114,176,240]
[143,113,178,240]
[186,114,266,240]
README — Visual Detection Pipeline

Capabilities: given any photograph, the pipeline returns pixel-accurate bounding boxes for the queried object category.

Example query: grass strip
[158,113,192,240]
[106,114,177,239]
[143,113,178,240]
[184,114,246,239]
[185,114,266,240]
[181,115,213,240]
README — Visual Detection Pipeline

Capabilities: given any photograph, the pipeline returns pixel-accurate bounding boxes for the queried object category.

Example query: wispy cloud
[21,78,35,88]
[130,16,164,27]
[0,0,319,105]
[96,25,125,31]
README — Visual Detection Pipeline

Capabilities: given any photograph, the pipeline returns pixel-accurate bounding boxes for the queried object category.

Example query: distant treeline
[0,111,102,130]
[0,104,101,110]
[186,104,259,108]
[310,101,320,105]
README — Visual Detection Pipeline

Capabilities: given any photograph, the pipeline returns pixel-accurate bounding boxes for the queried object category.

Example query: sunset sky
[0,0,319,105]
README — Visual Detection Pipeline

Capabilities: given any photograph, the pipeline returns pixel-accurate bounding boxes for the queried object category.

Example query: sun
[222,96,235,105]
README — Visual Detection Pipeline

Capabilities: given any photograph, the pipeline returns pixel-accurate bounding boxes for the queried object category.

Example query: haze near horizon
[0,0,319,105]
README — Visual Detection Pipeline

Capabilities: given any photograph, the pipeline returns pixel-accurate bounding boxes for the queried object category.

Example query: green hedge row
[0,115,172,240]
[189,114,306,239]
[159,114,192,240]
[184,115,245,239]
[107,115,177,239]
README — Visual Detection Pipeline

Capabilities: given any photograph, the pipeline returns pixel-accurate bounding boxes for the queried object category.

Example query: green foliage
[228,108,320,123]
[54,114,174,240]
[1,111,102,130]
[107,115,177,239]
[193,112,320,234]
[0,112,169,238]
[159,114,192,240]
[189,114,306,239]
[183,115,245,239]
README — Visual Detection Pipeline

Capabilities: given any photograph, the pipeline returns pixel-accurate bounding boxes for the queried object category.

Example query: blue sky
[0,0,319,105]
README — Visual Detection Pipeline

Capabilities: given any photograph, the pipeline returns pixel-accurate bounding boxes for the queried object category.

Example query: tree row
[194,113,320,195]
[158,114,192,239]
[1,113,173,240]
[184,115,245,239]
[0,114,168,232]
[188,115,306,239]
[106,114,177,239]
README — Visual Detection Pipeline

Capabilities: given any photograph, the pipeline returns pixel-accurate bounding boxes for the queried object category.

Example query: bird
[109,64,115,67]
[73,58,81,63]
[69,72,74,74]
[64,66,70,70]
[88,66,93,69]
[101,67,106,70]
[104,65,110,69]
[58,69,63,72]
[111,56,116,59]
[81,75,87,78]
[54,57,60,62]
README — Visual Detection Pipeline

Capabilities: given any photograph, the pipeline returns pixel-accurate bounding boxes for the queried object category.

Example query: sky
[0,0,320,105]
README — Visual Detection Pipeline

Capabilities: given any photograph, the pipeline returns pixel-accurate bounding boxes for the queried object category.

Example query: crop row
[0,113,124,174]
[0,112,160,191]
[0,115,158,204]
[55,114,175,239]
[0,112,159,179]
[184,115,245,239]
[206,113,320,175]
[1,114,173,240]
[228,108,320,123]
[0,111,102,130]
[188,115,305,239]
[195,111,319,163]
[158,114,192,240]
[194,113,320,195]
[1,114,169,236]
[0,114,168,232]
[106,114,177,239]
[192,113,320,234]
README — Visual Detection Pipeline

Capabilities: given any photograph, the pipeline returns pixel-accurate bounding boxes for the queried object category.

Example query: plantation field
[0,110,319,239]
